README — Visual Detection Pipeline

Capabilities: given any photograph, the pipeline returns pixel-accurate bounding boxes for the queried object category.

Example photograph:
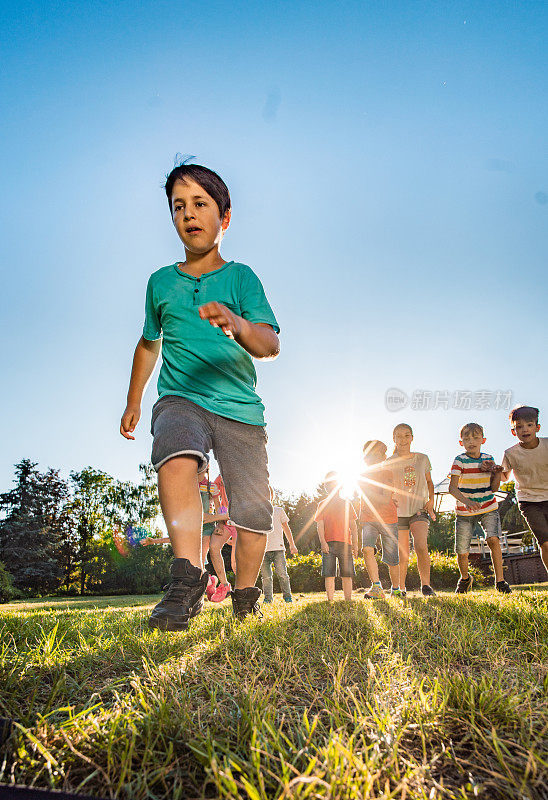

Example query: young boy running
[449,423,511,594]
[501,405,548,573]
[315,473,359,601]
[359,441,402,598]
[260,495,298,603]
[120,162,280,630]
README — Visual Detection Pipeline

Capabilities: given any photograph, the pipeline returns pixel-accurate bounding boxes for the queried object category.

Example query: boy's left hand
[289,544,298,556]
[199,302,242,338]
[479,460,503,473]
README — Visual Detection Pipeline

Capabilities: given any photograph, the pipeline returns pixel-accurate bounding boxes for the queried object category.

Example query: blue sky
[1,0,547,497]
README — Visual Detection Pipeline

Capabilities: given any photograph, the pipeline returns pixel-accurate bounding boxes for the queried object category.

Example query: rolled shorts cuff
[229,520,272,535]
[153,449,209,473]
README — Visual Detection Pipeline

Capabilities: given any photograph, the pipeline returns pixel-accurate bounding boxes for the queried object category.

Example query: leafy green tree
[69,468,114,595]
[428,511,455,553]
[69,464,160,595]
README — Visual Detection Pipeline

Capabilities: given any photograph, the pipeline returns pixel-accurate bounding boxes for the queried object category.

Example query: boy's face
[511,418,540,444]
[460,430,485,455]
[170,178,230,254]
[394,429,412,449]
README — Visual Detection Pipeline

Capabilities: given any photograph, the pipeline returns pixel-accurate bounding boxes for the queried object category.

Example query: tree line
[0,458,525,600]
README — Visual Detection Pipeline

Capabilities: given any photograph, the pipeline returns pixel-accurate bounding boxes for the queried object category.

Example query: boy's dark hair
[509,405,539,424]
[460,422,484,438]
[164,158,231,219]
[393,423,412,436]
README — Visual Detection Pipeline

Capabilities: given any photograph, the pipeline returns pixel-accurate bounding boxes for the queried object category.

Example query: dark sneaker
[421,585,436,597]
[496,580,512,594]
[455,575,473,594]
[231,587,262,620]
[148,558,208,632]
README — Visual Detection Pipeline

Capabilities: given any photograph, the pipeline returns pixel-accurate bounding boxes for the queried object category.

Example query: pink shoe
[211,582,231,603]
[206,574,218,600]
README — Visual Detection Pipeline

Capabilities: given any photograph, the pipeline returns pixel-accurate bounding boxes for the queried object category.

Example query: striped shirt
[450,452,498,516]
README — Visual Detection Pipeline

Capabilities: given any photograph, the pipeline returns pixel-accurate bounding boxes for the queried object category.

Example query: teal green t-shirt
[143,261,279,426]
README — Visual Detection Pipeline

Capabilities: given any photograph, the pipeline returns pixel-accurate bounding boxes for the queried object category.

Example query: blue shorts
[455,509,501,554]
[322,541,355,578]
[361,521,399,566]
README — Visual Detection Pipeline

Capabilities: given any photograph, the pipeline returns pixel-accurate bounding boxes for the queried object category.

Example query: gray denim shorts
[397,511,431,529]
[454,509,501,554]
[151,395,273,534]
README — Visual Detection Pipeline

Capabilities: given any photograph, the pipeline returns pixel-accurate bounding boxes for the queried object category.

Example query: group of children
[314,407,547,601]
[120,159,546,632]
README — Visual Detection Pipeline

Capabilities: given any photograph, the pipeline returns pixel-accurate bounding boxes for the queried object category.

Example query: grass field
[1,586,547,799]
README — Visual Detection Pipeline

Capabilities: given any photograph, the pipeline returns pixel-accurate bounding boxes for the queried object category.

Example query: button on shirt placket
[193,277,201,306]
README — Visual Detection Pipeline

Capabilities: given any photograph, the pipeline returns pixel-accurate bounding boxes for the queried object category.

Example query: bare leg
[398,528,410,589]
[388,564,400,587]
[410,521,431,587]
[457,552,469,578]
[325,577,335,601]
[363,546,379,584]
[201,536,211,566]
[209,535,229,586]
[230,544,236,574]
[541,541,548,574]
[157,456,202,569]
[234,528,267,590]
[342,577,353,601]
[486,536,504,582]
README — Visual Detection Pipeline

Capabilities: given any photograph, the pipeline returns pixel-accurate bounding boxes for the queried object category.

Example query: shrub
[284,551,486,593]
[0,561,20,603]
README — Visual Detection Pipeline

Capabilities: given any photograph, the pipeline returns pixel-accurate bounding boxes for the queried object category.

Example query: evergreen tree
[0,459,68,594]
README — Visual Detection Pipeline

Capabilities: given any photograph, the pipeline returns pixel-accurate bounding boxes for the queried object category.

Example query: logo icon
[385,388,409,412]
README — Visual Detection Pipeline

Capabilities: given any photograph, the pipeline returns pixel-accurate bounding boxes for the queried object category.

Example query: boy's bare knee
[486,536,500,548]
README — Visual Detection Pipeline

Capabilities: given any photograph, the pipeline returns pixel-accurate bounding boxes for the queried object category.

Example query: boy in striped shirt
[448,423,511,594]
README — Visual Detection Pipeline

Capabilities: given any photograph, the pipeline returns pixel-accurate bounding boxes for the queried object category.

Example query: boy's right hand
[120,405,141,440]
[321,544,330,554]
[465,499,482,511]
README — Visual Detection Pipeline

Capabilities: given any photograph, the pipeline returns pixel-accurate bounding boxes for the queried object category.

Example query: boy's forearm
[490,472,502,492]
[234,319,280,360]
[449,486,470,505]
[351,523,359,551]
[317,521,327,549]
[283,523,296,547]
[126,337,161,405]
[204,511,229,522]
